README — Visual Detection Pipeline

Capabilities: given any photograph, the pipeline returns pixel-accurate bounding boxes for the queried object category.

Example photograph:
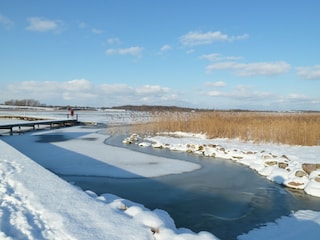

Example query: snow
[0,141,151,240]
[0,139,216,240]
[1,111,320,240]
[238,210,320,240]
[142,132,320,197]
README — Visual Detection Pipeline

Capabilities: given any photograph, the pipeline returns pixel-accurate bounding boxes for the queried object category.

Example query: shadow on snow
[2,130,320,240]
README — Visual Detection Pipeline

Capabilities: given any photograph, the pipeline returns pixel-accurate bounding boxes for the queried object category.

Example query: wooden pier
[0,118,79,135]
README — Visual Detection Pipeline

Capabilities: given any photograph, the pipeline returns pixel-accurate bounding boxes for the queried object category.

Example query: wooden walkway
[0,119,79,135]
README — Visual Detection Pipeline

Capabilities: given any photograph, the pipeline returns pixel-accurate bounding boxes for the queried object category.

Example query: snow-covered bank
[1,122,320,240]
[0,140,216,240]
[238,210,320,239]
[132,132,320,198]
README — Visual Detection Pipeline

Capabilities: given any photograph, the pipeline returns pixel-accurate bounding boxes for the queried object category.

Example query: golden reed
[131,111,320,146]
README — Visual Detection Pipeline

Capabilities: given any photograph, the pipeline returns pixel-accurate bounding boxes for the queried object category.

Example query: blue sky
[1,0,320,110]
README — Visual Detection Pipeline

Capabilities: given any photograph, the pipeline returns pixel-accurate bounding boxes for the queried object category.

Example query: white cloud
[26,17,63,32]
[98,84,176,106]
[106,47,144,56]
[206,84,273,99]
[287,93,309,100]
[200,53,242,62]
[186,49,195,54]
[91,28,104,34]
[136,85,170,95]
[180,31,248,46]
[99,84,134,95]
[7,81,56,93]
[202,83,320,110]
[62,91,96,101]
[297,65,320,80]
[107,37,121,44]
[78,22,87,29]
[207,61,291,76]
[160,44,172,52]
[4,79,96,104]
[205,81,226,87]
[199,53,221,61]
[207,90,224,97]
[0,14,14,29]
[1,79,319,110]
[0,80,179,107]
[62,79,93,91]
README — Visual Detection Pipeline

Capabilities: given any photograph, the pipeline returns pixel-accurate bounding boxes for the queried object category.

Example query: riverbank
[127,131,320,198]
[1,125,320,239]
[0,129,216,240]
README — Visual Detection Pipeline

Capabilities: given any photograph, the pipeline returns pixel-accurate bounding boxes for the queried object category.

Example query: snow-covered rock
[142,132,320,197]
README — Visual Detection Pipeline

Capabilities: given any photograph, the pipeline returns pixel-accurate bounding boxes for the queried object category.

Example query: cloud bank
[1,78,319,111]
[0,79,179,107]
[26,17,63,32]
[297,65,320,80]
[106,47,144,56]
[0,14,14,29]
[180,31,248,46]
[206,61,291,76]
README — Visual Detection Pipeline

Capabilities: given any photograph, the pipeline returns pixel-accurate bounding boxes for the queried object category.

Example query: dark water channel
[62,135,320,240]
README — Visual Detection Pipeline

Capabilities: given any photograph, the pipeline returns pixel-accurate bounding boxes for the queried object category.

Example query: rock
[232,156,243,160]
[278,162,289,169]
[198,145,204,151]
[264,160,277,166]
[187,144,196,150]
[295,170,308,177]
[122,138,132,144]
[302,164,320,174]
[246,151,256,154]
[287,182,304,187]
[152,143,163,148]
[208,144,217,148]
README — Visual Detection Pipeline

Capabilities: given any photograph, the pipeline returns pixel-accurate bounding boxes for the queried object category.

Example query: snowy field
[1,110,320,239]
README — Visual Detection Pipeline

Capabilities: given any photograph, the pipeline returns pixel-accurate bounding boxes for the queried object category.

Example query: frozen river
[62,134,320,240]
[2,111,320,239]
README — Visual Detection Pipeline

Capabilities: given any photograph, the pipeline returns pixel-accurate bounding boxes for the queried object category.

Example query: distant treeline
[2,99,95,111]
[111,105,196,112]
[4,99,45,107]
[111,105,320,113]
[3,100,319,113]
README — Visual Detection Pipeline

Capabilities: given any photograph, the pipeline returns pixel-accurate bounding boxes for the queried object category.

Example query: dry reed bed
[131,111,320,146]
